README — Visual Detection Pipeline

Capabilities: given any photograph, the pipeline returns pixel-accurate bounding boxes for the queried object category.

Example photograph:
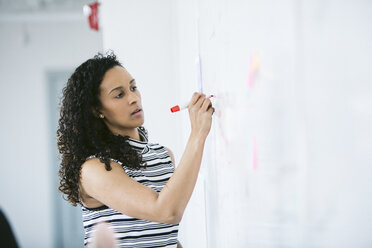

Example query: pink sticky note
[247,52,260,88]
[247,72,255,88]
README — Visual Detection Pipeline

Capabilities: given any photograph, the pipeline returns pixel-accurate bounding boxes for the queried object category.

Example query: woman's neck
[111,127,140,141]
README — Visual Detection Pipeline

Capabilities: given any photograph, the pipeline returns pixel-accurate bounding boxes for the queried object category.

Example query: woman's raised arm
[80,92,214,224]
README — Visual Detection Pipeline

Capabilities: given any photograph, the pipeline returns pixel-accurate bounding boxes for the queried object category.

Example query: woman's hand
[188,92,215,139]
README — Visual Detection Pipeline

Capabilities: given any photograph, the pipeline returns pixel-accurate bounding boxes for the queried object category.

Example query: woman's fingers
[189,93,205,111]
[189,92,202,106]
[188,92,214,138]
[201,97,212,112]
[189,92,213,113]
[195,94,206,109]
[208,106,215,114]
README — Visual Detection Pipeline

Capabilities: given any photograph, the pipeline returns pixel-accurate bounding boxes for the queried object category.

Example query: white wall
[0,13,102,247]
[100,0,181,149]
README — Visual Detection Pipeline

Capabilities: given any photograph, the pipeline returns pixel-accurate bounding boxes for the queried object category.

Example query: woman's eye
[115,92,123,98]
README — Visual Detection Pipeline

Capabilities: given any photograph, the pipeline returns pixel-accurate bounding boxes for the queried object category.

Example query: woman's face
[97,65,144,136]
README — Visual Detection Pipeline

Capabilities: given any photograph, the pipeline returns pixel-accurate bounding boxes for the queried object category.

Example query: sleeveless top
[81,126,179,247]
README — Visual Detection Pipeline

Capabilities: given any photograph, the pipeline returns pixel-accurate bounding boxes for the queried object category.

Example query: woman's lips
[131,109,142,116]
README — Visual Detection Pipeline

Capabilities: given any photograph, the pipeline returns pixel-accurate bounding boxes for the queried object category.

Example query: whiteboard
[175,0,372,247]
[101,0,372,246]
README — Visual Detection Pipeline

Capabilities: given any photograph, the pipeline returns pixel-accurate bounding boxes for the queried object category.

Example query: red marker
[171,94,215,113]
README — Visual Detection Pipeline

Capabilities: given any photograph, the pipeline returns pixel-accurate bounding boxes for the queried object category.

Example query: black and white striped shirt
[82,127,179,247]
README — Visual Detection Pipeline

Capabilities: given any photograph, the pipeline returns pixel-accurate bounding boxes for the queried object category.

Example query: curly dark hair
[57,52,146,206]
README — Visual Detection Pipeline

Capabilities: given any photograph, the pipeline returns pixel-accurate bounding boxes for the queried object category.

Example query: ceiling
[0,0,94,13]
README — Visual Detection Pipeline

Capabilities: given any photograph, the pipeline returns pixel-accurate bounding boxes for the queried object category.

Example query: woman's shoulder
[85,154,123,166]
[83,156,135,177]
[82,156,127,175]
[81,155,126,180]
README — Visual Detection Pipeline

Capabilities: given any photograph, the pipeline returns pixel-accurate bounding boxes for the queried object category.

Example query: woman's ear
[91,107,103,119]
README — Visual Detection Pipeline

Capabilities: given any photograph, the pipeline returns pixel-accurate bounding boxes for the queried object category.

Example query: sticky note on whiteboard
[195,55,203,93]
[247,52,260,89]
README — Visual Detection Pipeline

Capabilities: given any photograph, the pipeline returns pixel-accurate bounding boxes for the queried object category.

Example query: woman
[57,52,214,247]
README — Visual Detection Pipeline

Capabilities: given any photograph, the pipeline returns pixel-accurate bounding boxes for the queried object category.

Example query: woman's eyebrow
[109,86,123,94]
[109,79,135,94]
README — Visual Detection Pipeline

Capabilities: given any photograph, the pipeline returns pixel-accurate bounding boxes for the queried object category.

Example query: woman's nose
[128,91,139,104]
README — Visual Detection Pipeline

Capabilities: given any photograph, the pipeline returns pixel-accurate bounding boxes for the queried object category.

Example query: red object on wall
[88,2,99,31]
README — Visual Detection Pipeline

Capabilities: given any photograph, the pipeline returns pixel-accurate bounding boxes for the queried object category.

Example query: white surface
[299,1,372,247]
[176,0,372,247]
[0,17,102,247]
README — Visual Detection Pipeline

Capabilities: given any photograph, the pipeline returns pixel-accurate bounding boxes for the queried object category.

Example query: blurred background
[0,0,102,247]
[0,0,371,247]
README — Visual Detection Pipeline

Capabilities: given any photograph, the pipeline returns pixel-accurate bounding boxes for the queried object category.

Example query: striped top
[81,127,179,247]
